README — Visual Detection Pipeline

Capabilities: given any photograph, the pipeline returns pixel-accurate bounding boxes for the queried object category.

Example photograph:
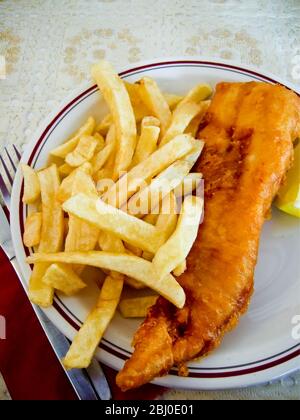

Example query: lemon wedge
[275,142,300,218]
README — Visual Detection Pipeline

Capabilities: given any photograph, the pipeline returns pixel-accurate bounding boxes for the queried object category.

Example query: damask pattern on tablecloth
[0,0,299,400]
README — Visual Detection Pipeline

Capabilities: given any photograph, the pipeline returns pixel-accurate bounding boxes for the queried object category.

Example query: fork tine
[0,172,11,208]
[5,147,17,172]
[13,144,22,160]
[0,155,13,186]
[6,144,21,170]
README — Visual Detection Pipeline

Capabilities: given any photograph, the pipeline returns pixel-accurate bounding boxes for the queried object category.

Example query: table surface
[0,0,299,400]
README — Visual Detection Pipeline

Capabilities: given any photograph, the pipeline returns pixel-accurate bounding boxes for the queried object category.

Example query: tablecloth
[0,0,299,400]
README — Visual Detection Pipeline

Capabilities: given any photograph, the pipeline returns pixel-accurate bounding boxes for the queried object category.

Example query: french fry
[124,243,143,257]
[127,160,194,216]
[159,101,203,147]
[94,168,115,186]
[98,231,125,253]
[178,84,212,107]
[141,116,160,127]
[63,194,166,253]
[57,162,92,202]
[156,191,178,237]
[182,139,204,168]
[137,77,172,135]
[43,263,86,295]
[58,163,74,177]
[65,170,99,273]
[119,296,158,318]
[91,141,114,174]
[91,61,137,180]
[63,275,124,369]
[142,251,154,261]
[23,212,42,248]
[124,81,150,122]
[130,123,160,168]
[100,124,116,179]
[153,196,203,280]
[65,135,98,167]
[96,90,179,130]
[185,100,211,137]
[65,209,100,252]
[143,213,159,225]
[50,117,96,158]
[22,164,41,204]
[103,134,196,208]
[173,260,187,277]
[124,277,146,290]
[27,251,186,309]
[28,165,64,307]
[143,192,178,261]
[164,93,183,110]
[173,172,203,198]
[98,227,143,287]
[127,85,180,120]
[93,132,105,152]
[96,114,111,136]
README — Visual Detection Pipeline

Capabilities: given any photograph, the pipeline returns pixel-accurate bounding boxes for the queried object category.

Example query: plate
[10,58,300,390]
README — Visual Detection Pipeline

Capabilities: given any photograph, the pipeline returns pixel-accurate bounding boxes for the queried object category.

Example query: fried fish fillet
[117,82,300,391]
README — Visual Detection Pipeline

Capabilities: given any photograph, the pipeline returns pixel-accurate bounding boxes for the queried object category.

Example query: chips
[173,172,203,198]
[91,61,137,179]
[22,164,41,204]
[57,162,92,203]
[173,260,187,277]
[23,212,42,248]
[98,231,125,253]
[91,141,114,174]
[50,117,96,158]
[137,77,172,135]
[65,135,98,167]
[153,196,203,280]
[185,100,211,137]
[43,263,86,295]
[178,83,212,106]
[28,164,64,307]
[58,163,74,177]
[65,170,99,274]
[103,134,196,208]
[63,194,166,253]
[96,114,111,136]
[63,275,124,369]
[159,101,203,147]
[22,61,211,370]
[130,123,160,168]
[27,251,186,309]
[127,160,193,216]
[119,296,158,318]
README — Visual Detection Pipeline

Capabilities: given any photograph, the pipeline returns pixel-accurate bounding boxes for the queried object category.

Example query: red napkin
[0,248,165,400]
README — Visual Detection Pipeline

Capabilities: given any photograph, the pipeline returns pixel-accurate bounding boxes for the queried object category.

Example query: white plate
[10,58,300,390]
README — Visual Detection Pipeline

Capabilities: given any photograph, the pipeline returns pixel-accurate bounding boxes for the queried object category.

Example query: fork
[0,144,112,401]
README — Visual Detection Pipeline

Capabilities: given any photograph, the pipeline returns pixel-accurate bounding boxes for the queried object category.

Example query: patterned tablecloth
[0,0,299,400]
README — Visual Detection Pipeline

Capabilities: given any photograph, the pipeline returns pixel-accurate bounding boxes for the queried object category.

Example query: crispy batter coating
[117,82,300,391]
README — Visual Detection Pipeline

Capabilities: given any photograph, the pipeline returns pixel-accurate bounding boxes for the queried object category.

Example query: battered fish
[117,82,300,391]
